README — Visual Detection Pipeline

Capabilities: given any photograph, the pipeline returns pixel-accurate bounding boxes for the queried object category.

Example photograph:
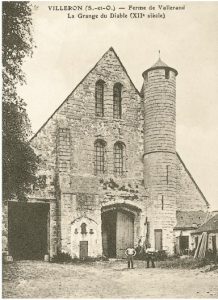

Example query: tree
[2,1,38,201]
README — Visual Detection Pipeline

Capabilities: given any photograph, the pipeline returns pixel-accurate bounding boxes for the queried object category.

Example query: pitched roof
[176,153,210,208]
[174,210,209,230]
[192,213,218,234]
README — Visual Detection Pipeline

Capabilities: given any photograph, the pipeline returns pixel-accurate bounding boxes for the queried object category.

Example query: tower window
[165,69,170,79]
[114,142,124,176]
[95,80,104,117]
[95,140,106,175]
[113,83,122,119]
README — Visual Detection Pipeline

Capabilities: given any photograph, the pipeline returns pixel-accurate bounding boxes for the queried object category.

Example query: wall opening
[179,236,189,254]
[102,210,117,258]
[165,69,170,79]
[8,201,49,260]
[102,208,134,258]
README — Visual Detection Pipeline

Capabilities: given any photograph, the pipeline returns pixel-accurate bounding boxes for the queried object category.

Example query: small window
[113,83,122,119]
[81,223,87,234]
[165,69,170,79]
[95,140,106,175]
[114,142,124,176]
[95,80,104,117]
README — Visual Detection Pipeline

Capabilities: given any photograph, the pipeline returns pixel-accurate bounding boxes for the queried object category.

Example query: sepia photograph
[2,1,218,298]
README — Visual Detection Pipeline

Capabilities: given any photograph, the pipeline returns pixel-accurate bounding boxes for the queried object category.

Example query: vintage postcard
[2,1,218,298]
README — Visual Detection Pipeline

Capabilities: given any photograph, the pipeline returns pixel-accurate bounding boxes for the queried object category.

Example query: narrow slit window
[113,83,122,119]
[165,69,170,79]
[166,165,169,185]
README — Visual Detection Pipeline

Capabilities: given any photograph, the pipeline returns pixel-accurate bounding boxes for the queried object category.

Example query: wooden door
[116,211,134,258]
[80,241,88,259]
[212,235,217,255]
[154,229,163,251]
[102,226,108,257]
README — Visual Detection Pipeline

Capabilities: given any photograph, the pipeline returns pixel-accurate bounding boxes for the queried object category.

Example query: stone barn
[3,47,210,260]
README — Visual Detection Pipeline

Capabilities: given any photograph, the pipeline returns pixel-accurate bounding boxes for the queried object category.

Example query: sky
[18,1,218,210]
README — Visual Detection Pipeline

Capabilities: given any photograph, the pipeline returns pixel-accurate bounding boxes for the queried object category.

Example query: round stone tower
[142,57,178,254]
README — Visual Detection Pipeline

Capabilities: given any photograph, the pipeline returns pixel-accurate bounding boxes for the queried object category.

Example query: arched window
[95,80,104,117]
[95,140,106,175]
[114,142,124,175]
[113,83,122,119]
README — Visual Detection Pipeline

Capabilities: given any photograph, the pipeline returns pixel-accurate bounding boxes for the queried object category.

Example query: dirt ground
[2,259,218,298]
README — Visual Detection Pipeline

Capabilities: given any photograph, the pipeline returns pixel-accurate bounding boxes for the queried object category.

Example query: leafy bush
[51,252,73,263]
[51,252,109,263]
[156,250,168,261]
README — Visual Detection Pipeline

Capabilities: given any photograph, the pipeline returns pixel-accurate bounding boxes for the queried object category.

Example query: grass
[50,252,109,263]
[158,256,216,269]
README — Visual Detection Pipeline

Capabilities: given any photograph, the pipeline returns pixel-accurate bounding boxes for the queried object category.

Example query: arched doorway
[102,204,137,258]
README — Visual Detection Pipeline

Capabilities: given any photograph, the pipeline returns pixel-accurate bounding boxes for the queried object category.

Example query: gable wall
[31,49,144,191]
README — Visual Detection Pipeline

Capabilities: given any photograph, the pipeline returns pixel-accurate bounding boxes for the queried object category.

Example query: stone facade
[3,48,209,259]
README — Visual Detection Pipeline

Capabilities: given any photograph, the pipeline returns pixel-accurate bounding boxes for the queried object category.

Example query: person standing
[143,240,156,268]
[125,247,136,269]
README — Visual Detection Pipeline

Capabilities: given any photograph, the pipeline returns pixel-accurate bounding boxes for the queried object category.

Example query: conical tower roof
[151,58,169,68]
[142,55,178,78]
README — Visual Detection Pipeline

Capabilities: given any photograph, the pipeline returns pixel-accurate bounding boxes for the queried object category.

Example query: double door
[102,210,134,258]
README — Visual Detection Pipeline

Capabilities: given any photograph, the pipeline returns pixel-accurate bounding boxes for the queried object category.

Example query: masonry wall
[207,233,218,251]
[30,48,147,257]
[143,68,177,253]
[31,48,144,185]
[176,154,209,211]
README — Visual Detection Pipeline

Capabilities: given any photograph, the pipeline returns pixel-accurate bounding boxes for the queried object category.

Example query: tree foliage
[2,1,39,201]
